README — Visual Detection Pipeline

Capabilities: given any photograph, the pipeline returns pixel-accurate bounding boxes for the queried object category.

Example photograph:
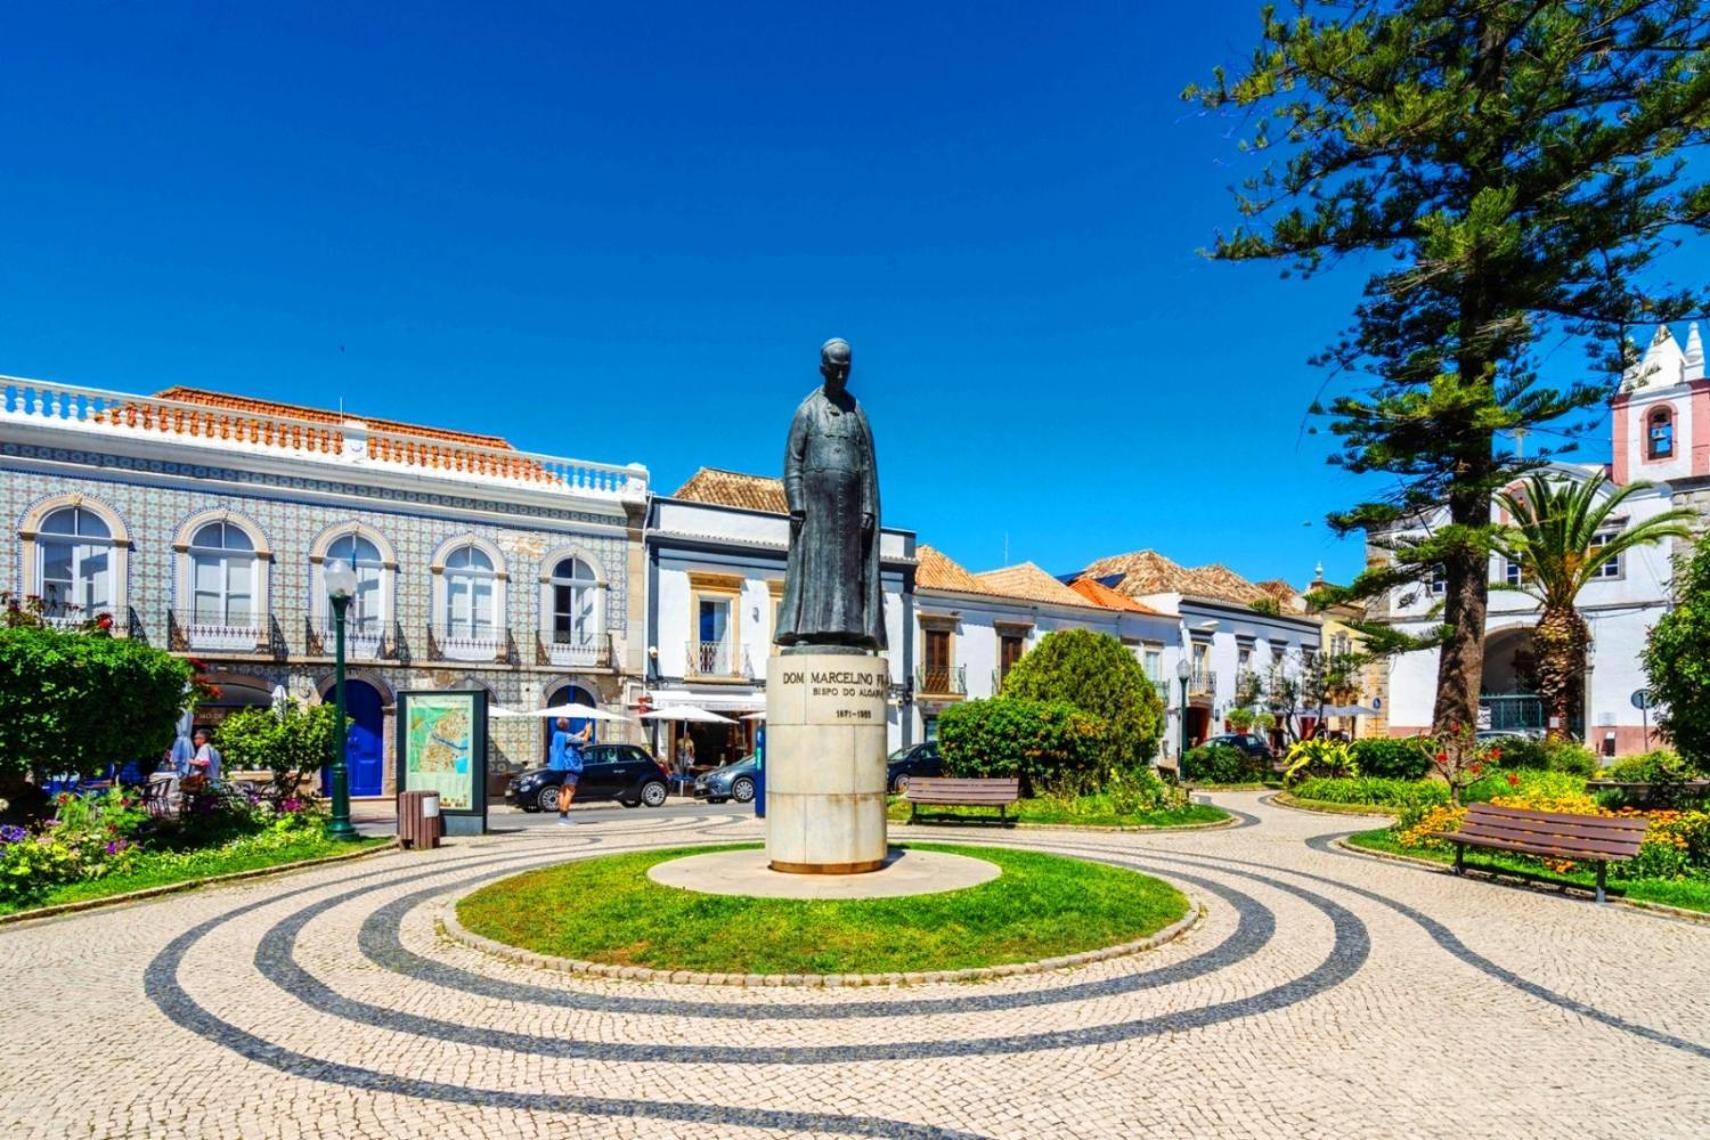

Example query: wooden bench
[905,777,1021,823]
[1429,803,1648,903]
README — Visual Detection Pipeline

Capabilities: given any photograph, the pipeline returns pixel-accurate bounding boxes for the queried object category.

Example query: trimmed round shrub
[1181,743,1257,784]
[1488,736,1550,771]
[1348,737,1432,780]
[1000,629,1164,766]
[1542,739,1599,778]
[937,697,1106,796]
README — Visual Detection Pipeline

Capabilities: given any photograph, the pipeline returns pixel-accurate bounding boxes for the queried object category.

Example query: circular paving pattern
[1,794,1708,1139]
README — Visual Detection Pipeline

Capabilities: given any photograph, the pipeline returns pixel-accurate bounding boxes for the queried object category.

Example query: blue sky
[2,2,1698,586]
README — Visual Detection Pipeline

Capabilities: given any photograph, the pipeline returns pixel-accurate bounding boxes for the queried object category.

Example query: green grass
[456,842,1190,975]
[884,795,1228,829]
[1345,828,1710,914]
[0,833,390,916]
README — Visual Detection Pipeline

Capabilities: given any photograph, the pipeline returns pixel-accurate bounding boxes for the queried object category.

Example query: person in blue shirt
[549,717,589,825]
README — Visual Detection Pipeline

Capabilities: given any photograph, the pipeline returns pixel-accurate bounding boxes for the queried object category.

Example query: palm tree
[1496,473,1694,740]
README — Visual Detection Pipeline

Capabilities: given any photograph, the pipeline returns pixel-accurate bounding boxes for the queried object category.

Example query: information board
[396,689,488,826]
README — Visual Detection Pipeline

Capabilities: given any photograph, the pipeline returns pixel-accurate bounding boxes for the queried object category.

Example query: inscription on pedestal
[765,653,890,873]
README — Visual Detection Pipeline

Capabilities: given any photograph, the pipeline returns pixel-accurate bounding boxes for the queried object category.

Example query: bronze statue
[775,338,886,652]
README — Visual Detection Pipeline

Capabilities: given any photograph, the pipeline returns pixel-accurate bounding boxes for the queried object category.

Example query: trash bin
[398,790,442,849]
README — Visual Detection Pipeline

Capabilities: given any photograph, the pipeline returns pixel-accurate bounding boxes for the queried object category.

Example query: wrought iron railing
[541,631,612,669]
[428,625,507,663]
[688,639,744,678]
[1188,669,1216,698]
[917,664,966,696]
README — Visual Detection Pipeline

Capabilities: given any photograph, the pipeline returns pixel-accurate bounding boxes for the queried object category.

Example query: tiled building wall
[0,458,640,783]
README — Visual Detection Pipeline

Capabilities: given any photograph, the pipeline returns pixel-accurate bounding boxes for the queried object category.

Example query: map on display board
[400,691,482,811]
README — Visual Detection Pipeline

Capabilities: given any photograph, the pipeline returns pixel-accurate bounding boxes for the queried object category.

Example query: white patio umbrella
[740,712,767,721]
[492,703,636,723]
[639,706,737,725]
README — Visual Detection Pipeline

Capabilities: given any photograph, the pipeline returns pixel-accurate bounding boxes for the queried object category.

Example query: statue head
[819,337,852,393]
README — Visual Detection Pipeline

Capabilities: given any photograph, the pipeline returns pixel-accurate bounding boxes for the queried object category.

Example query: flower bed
[0,784,371,914]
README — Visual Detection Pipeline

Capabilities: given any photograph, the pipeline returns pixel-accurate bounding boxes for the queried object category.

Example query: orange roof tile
[974,563,1102,608]
[671,468,789,514]
[1081,550,1284,607]
[1067,576,1164,615]
[916,545,991,594]
[153,387,515,449]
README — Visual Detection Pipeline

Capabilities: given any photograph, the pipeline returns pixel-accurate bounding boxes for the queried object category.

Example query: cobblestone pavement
[2,792,1707,1139]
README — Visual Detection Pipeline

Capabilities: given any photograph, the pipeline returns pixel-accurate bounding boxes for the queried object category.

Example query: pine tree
[1187,1,1710,734]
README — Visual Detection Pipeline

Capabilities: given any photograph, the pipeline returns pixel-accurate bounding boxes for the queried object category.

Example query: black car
[885,741,942,794]
[507,744,670,812]
[1206,733,1276,762]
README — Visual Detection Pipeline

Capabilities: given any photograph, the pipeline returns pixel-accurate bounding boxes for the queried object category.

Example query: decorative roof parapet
[0,374,647,502]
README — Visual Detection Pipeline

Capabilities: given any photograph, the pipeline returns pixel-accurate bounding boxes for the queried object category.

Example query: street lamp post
[1176,657,1193,761]
[324,558,359,841]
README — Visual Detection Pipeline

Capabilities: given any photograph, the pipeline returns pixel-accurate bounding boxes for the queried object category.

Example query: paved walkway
[2,792,1707,1139]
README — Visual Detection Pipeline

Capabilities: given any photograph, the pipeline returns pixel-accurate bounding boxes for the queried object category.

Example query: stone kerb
[765,653,890,873]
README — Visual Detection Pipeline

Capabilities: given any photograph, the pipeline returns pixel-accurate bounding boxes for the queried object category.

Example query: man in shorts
[550,716,588,825]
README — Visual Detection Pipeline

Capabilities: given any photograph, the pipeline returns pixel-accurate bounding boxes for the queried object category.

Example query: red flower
[95,612,114,630]
[1505,772,1520,788]
[1434,751,1449,765]
[1489,747,1502,761]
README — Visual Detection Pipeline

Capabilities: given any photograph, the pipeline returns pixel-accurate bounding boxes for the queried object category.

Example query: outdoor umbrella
[638,706,738,724]
[740,712,767,721]
[492,704,636,723]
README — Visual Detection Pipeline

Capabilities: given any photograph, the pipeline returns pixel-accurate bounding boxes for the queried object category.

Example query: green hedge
[936,697,1106,795]
[1000,629,1164,766]
[1291,776,1450,812]
[1348,737,1432,780]
[1182,743,1260,784]
[1487,736,1599,777]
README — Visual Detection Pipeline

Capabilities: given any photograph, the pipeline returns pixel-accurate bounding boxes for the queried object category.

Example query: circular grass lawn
[455,842,1188,976]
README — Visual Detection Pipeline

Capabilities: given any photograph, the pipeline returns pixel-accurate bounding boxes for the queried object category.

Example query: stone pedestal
[765,653,890,873]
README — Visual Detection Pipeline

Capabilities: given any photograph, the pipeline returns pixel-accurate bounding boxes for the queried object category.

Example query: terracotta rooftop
[916,545,990,594]
[1080,549,1285,608]
[974,563,1103,609]
[671,468,789,514]
[153,387,516,449]
[1066,575,1165,615]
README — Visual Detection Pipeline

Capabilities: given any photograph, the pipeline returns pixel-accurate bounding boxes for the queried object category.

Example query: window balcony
[1188,669,1216,700]
[542,631,612,669]
[308,619,389,661]
[917,664,966,696]
[428,626,507,663]
[182,615,264,652]
[688,639,748,679]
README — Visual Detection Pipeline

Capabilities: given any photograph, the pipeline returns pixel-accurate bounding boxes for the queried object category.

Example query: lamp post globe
[324,558,359,841]
[1175,657,1193,764]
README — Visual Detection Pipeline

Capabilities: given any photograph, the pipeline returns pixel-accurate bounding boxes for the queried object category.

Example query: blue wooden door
[345,681,385,797]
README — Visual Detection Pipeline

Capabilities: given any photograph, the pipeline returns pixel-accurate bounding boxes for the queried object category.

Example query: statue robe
[775,387,886,650]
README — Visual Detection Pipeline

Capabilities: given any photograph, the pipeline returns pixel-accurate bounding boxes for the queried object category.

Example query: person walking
[550,716,589,826]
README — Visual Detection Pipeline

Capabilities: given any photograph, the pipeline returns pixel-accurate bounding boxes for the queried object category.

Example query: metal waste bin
[398,790,442,849]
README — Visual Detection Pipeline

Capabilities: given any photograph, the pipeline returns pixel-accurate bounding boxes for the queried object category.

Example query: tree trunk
[1533,604,1590,741]
[1433,476,1494,738]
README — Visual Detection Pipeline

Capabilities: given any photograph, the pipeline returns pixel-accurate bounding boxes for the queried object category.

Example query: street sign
[1631,689,1652,711]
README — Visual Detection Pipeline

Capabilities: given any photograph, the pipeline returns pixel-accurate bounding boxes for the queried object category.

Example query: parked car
[885,741,942,793]
[1476,728,1546,743]
[695,754,758,804]
[1206,733,1276,762]
[506,744,670,811]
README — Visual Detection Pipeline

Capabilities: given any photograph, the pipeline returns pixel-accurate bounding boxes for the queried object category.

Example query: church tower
[1612,323,1710,562]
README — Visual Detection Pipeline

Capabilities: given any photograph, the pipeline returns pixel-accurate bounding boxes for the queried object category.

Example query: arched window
[38,507,112,622]
[326,533,385,637]
[444,544,497,642]
[1647,405,1675,460]
[550,557,599,647]
[190,521,256,629]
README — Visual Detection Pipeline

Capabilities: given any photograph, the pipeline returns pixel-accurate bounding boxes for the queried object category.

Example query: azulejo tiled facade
[0,380,649,796]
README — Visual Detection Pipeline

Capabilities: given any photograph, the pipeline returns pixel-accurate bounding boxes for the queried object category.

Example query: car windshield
[887,748,912,761]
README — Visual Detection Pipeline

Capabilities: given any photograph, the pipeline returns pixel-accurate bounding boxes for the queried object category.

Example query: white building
[1067,551,1325,755]
[1370,322,1710,755]
[909,548,1179,742]
[644,469,915,763]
